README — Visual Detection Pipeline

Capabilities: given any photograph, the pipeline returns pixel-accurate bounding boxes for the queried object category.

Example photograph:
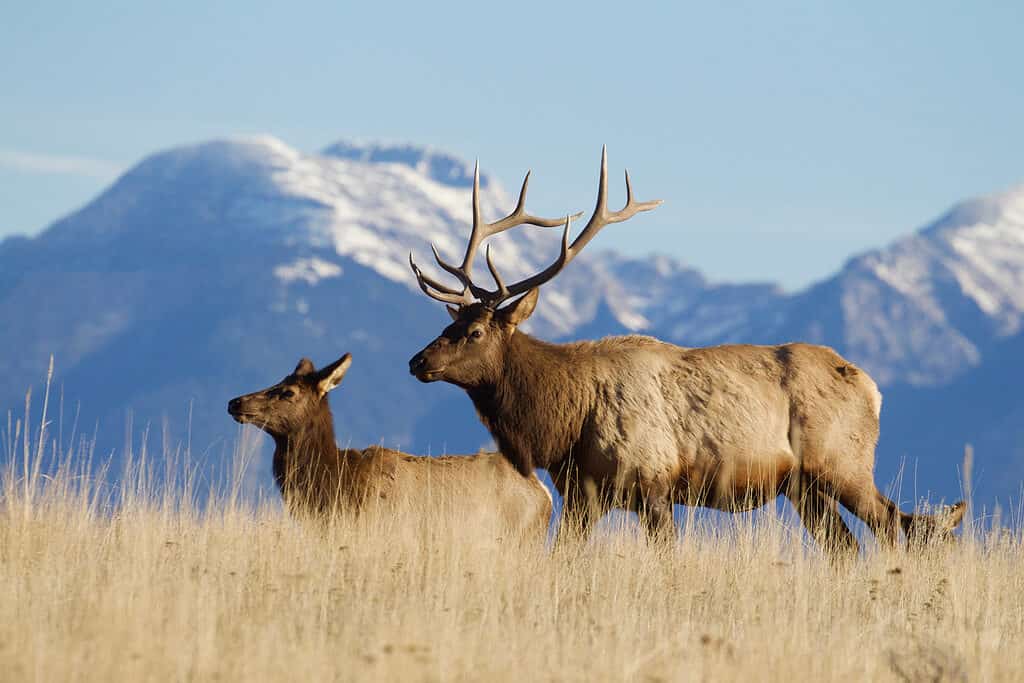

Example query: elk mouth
[227,399,260,423]
[414,368,446,382]
[228,409,255,424]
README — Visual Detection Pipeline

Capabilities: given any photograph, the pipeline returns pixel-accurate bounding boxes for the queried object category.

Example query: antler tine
[457,166,579,276]
[487,171,584,233]
[483,244,510,302]
[424,160,490,281]
[617,168,664,219]
[410,157,581,308]
[473,159,483,243]
[458,159,490,273]
[480,215,573,304]
[565,146,663,255]
[430,244,473,289]
[409,253,474,306]
[490,146,663,305]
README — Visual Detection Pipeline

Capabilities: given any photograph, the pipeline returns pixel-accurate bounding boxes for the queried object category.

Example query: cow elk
[228,353,552,541]
[408,147,965,554]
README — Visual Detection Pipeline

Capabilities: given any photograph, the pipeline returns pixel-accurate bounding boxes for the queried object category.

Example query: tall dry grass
[2,369,1023,681]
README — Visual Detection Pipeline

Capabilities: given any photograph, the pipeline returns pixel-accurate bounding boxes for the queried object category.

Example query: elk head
[228,353,352,439]
[408,148,662,387]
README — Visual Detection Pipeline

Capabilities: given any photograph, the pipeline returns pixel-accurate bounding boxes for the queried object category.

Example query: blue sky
[2,1,1022,289]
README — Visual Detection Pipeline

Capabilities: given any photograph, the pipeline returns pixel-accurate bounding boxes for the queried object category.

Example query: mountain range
[1,136,1020,509]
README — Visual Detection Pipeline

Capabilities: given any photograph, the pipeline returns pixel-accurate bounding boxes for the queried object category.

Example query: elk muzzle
[227,395,257,423]
[408,348,445,382]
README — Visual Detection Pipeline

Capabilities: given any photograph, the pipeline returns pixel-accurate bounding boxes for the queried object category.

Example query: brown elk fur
[409,292,966,554]
[228,353,551,540]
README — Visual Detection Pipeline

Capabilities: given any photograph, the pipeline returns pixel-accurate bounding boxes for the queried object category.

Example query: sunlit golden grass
[3,453,1022,682]
[2,377,1022,681]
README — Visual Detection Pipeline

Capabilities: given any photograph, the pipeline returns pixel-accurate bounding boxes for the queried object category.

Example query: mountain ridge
[1,136,1021,504]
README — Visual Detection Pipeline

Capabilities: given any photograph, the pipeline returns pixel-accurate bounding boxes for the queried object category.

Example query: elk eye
[280,389,295,399]
[470,329,483,340]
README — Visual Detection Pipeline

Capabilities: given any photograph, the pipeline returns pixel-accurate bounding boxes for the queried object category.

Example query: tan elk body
[408,149,964,553]
[228,354,551,539]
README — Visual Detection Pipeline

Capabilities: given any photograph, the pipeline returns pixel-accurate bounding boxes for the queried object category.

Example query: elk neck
[270,397,345,493]
[467,330,591,475]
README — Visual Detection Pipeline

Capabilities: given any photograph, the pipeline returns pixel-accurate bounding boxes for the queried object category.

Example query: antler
[409,147,662,309]
[483,146,663,305]
[409,161,578,306]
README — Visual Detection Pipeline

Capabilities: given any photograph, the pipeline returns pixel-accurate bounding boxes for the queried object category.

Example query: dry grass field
[2,389,1022,682]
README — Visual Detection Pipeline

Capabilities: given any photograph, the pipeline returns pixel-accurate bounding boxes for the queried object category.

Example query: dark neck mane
[467,331,592,475]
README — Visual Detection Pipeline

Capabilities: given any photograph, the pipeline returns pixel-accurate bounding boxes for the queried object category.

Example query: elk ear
[294,358,316,377]
[446,305,460,322]
[497,288,539,327]
[316,353,352,396]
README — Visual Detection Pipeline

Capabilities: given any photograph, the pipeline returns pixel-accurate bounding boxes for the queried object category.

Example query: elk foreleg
[789,483,859,558]
[639,496,675,543]
[553,468,607,546]
[632,477,676,542]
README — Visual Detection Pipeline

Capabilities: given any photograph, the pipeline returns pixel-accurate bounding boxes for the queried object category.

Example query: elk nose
[408,353,426,375]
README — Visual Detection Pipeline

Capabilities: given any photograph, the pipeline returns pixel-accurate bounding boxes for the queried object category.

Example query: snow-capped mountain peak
[931,184,1024,320]
[39,136,670,337]
[861,183,1024,335]
[322,140,488,189]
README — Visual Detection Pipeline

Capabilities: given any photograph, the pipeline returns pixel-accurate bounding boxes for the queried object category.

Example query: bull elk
[227,353,551,540]
[407,148,964,554]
